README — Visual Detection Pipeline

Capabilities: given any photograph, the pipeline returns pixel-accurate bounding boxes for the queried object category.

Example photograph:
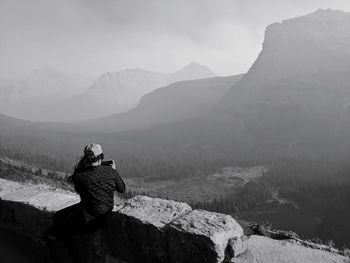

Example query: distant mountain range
[1,9,350,159]
[56,62,215,121]
[76,74,243,132]
[104,9,350,158]
[0,62,215,121]
[0,66,92,121]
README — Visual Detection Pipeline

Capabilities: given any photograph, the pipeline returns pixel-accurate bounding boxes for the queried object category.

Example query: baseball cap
[84,143,103,158]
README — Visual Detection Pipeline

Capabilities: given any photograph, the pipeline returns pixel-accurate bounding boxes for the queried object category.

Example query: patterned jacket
[72,165,125,216]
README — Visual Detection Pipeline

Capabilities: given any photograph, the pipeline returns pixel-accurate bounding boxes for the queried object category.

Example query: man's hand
[111,160,116,170]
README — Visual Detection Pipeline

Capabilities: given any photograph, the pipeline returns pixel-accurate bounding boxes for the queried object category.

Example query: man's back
[73,165,125,216]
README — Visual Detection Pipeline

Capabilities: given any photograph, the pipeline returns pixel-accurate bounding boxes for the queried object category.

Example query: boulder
[0,178,79,212]
[0,179,78,239]
[105,195,191,263]
[167,209,243,263]
[224,237,248,260]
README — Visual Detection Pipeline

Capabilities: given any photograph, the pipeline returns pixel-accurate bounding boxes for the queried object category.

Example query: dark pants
[44,203,110,263]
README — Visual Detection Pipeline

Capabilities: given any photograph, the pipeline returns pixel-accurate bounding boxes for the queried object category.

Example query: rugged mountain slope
[78,74,243,132]
[62,68,168,121]
[115,9,350,158]
[223,9,350,104]
[215,9,350,157]
[52,62,215,121]
[0,66,91,121]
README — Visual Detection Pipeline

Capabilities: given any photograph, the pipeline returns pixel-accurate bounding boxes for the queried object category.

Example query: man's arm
[69,173,83,194]
[113,169,126,193]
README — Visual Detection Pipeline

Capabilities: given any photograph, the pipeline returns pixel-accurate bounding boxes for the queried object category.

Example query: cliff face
[237,9,350,87]
[222,9,350,108]
[212,9,350,158]
[0,178,348,263]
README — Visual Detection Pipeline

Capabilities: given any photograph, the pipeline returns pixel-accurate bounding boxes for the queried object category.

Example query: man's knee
[53,203,81,223]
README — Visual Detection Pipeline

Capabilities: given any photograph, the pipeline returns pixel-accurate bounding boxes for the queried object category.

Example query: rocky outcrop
[167,209,243,263]
[225,237,248,259]
[0,178,348,263]
[0,179,78,241]
[106,196,192,262]
[0,179,242,263]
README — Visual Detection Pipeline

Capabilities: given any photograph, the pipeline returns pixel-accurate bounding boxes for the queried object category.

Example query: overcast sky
[1,0,350,79]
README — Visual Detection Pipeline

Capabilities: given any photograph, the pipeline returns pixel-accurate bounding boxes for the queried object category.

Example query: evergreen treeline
[0,145,264,180]
[0,145,72,172]
[262,158,350,248]
[0,162,74,190]
[189,181,271,214]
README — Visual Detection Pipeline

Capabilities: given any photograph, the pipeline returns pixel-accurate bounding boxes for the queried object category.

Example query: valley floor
[124,166,266,202]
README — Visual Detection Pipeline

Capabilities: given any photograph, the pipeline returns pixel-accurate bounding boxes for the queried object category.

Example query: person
[45,143,126,263]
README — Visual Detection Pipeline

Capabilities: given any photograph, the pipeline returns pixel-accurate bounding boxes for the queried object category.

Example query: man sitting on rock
[45,143,126,263]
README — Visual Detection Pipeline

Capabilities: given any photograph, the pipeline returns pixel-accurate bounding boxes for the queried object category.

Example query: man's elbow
[116,181,126,193]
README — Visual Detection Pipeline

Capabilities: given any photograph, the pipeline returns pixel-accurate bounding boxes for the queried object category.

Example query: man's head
[83,143,104,166]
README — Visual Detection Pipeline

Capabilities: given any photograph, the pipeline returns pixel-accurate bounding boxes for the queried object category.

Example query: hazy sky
[1,0,350,79]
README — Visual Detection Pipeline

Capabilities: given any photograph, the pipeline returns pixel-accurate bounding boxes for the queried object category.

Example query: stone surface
[1,179,348,263]
[0,179,79,239]
[118,195,191,228]
[167,209,244,263]
[232,235,349,263]
[0,178,79,211]
[105,195,191,263]
[225,237,248,259]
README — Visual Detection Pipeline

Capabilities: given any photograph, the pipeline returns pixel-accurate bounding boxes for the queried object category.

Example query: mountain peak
[180,61,214,73]
[168,62,215,83]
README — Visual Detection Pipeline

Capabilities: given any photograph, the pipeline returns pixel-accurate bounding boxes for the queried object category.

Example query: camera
[101,160,115,169]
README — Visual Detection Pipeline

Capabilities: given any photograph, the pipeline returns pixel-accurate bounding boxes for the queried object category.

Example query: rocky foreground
[0,178,348,263]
